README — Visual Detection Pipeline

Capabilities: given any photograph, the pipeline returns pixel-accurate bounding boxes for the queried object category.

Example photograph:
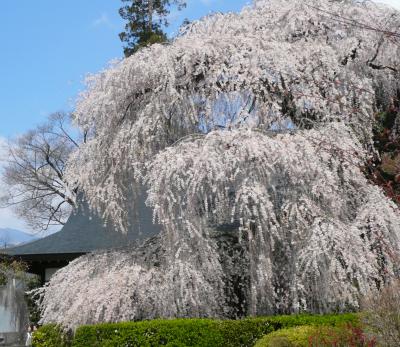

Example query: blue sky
[0,0,249,139]
[0,0,398,232]
[0,0,249,231]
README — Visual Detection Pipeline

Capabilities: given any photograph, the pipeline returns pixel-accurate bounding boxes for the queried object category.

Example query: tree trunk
[148,0,153,33]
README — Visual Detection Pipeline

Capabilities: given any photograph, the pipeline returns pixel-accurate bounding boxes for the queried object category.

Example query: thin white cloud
[200,0,214,6]
[92,13,115,29]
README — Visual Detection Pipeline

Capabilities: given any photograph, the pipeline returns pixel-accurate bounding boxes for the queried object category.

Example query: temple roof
[5,196,161,256]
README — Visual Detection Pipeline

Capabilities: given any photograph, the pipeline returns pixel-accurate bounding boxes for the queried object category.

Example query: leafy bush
[254,326,316,347]
[255,324,376,347]
[309,324,376,347]
[32,324,71,347]
[33,313,359,347]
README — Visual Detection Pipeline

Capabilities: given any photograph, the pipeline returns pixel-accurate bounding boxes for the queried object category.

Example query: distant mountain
[0,228,39,249]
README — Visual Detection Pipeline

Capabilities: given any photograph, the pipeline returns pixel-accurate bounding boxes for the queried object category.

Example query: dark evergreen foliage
[119,0,186,57]
[365,91,400,204]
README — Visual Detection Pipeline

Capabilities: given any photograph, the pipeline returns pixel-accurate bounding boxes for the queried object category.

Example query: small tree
[119,0,186,57]
[362,281,400,347]
[0,112,84,231]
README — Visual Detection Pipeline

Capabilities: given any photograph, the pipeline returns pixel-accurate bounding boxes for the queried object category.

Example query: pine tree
[119,0,186,57]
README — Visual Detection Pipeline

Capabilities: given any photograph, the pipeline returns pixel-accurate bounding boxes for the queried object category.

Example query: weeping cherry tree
[36,0,400,329]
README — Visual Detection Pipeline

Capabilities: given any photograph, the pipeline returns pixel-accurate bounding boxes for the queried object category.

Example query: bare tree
[0,112,84,231]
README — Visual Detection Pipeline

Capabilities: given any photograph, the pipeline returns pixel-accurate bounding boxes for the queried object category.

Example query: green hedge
[73,318,281,347]
[33,313,359,347]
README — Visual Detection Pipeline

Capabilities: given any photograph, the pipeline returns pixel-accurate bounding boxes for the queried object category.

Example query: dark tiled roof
[5,196,161,256]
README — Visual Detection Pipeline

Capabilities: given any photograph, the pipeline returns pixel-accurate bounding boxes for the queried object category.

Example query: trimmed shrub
[254,326,315,347]
[255,324,376,347]
[34,313,359,347]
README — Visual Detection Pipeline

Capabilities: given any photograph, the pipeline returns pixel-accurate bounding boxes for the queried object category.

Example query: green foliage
[260,313,360,329]
[32,324,71,347]
[119,0,186,57]
[34,313,359,347]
